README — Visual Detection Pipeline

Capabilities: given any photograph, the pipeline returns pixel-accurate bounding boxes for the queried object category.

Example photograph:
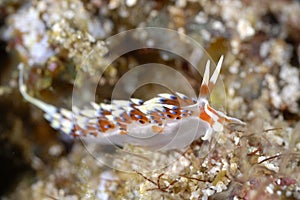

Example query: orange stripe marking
[199,110,213,126]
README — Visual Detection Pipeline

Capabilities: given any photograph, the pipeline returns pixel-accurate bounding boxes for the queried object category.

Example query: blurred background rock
[0,0,300,199]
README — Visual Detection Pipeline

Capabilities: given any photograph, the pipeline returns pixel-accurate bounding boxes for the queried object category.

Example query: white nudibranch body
[19,56,245,150]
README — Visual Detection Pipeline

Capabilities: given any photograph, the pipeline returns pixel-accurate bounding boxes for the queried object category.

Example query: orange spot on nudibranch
[199,110,213,126]
[164,108,182,120]
[119,112,132,123]
[206,105,218,116]
[152,125,164,133]
[200,85,210,97]
[206,105,226,124]
[162,99,180,106]
[101,110,112,115]
[98,118,116,132]
[120,130,127,135]
[129,109,148,122]
[71,125,81,137]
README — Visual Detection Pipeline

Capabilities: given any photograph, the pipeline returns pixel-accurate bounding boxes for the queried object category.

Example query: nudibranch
[19,56,245,150]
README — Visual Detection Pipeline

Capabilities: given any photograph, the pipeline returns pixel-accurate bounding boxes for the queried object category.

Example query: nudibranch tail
[18,64,58,115]
[18,64,77,135]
